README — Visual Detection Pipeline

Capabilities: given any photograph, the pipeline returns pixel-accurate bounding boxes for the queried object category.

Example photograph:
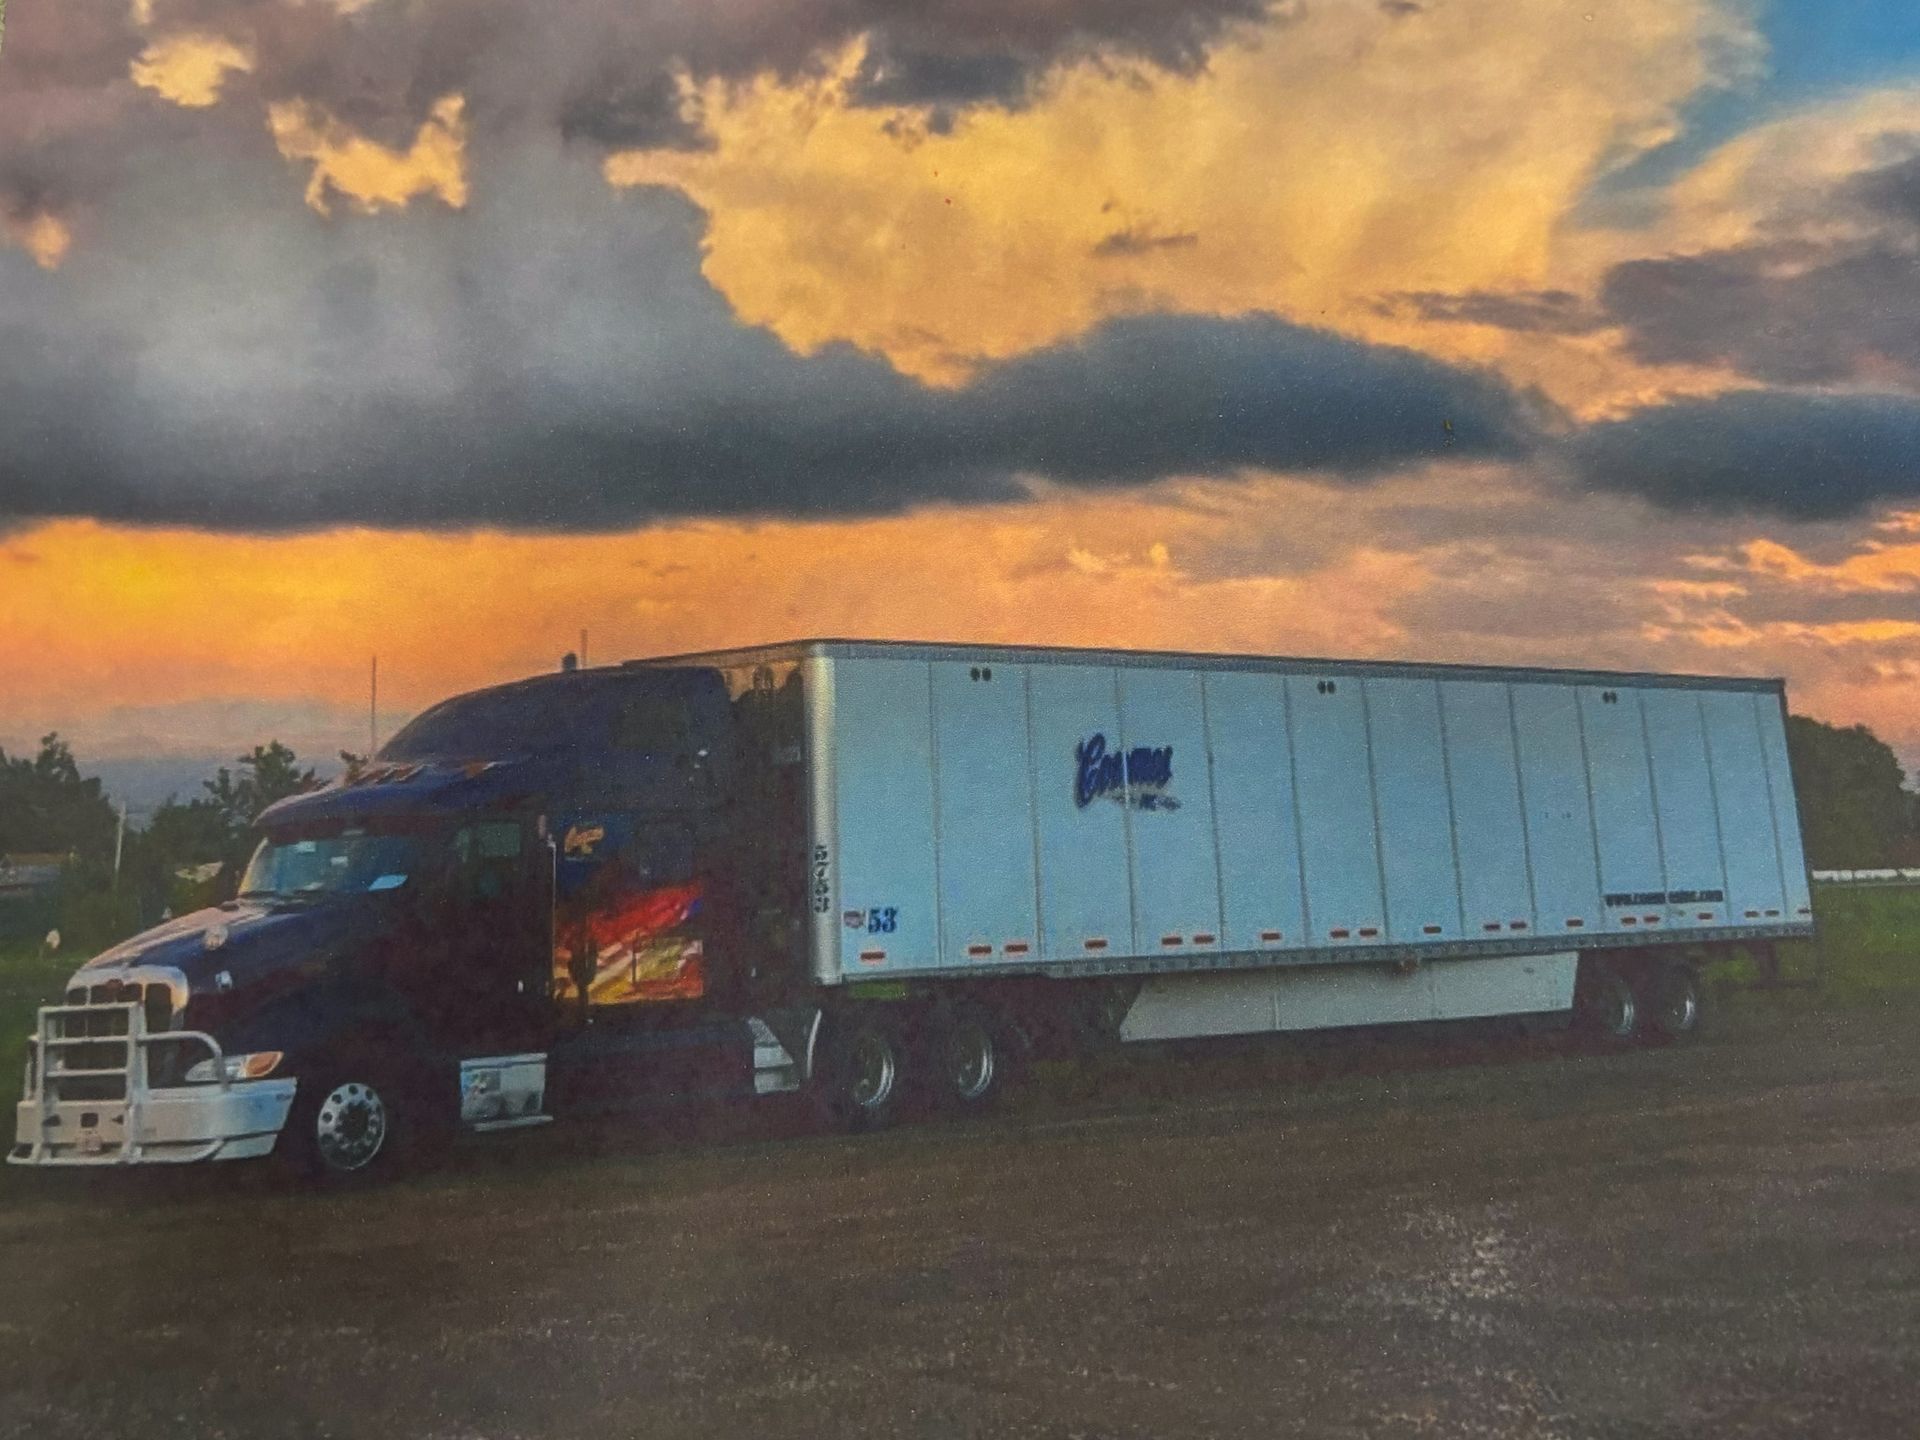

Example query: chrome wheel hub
[849,1034,897,1111]
[945,1023,995,1102]
[1660,983,1699,1034]
[1596,980,1636,1037]
[315,1081,388,1172]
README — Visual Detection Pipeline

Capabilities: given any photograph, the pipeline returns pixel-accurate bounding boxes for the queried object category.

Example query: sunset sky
[4,0,1920,808]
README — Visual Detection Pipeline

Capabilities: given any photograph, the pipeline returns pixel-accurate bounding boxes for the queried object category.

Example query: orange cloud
[1,212,73,270]
[267,94,468,216]
[131,33,255,108]
[0,489,1432,755]
[607,3,1754,401]
[1733,534,1920,595]
[5,467,1918,771]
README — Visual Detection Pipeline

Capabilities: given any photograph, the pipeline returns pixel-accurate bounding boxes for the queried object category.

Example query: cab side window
[611,696,691,753]
[450,821,524,901]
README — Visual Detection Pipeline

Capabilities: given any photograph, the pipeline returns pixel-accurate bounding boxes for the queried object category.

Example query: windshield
[239,833,424,898]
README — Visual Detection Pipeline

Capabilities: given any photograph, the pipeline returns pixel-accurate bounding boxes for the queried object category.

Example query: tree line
[2,714,1917,949]
[0,736,340,946]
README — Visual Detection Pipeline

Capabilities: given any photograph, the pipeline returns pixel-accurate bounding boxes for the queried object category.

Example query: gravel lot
[1,1004,1916,1439]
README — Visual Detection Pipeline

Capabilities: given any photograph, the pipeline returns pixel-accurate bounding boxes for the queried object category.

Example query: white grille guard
[11,1001,296,1167]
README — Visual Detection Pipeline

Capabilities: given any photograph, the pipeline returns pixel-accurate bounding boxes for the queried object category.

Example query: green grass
[1777,883,1920,1001]
[0,942,82,1122]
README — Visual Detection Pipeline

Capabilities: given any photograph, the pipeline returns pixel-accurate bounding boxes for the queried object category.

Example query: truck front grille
[66,980,175,1037]
[47,982,186,1092]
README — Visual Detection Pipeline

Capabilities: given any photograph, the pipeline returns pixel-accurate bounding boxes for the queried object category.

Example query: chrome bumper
[10,1001,296,1167]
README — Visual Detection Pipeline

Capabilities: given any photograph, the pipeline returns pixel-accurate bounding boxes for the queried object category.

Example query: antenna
[580,628,589,669]
[370,654,379,756]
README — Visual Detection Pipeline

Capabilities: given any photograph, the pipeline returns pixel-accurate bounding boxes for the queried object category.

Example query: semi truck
[13,640,1814,1179]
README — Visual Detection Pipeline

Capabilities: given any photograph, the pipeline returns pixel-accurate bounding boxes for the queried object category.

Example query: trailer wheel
[1576,966,1639,1044]
[935,1005,1010,1112]
[817,1011,908,1132]
[1642,963,1704,1043]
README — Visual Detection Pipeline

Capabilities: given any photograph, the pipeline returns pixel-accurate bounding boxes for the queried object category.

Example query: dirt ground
[1,1003,1916,1439]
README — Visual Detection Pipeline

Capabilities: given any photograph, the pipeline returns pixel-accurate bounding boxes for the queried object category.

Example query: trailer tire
[816,1010,909,1133]
[933,1004,1013,1113]
[1641,963,1705,1043]
[1576,965,1639,1045]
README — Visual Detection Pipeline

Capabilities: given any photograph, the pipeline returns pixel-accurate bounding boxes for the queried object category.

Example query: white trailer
[666,640,1812,1065]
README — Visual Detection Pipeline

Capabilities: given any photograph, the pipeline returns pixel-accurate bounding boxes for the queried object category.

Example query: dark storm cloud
[1600,243,1920,387]
[1576,132,1920,390]
[129,0,1277,154]
[557,69,710,152]
[846,42,1032,110]
[960,313,1537,487]
[1093,228,1201,258]
[1849,149,1920,228]
[1394,130,1920,521]
[838,0,1274,109]
[0,0,143,224]
[1564,391,1920,519]
[0,140,1537,534]
[1381,288,1606,336]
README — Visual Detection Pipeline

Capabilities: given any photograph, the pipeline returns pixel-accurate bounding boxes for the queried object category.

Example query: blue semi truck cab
[14,641,1810,1179]
[13,663,826,1176]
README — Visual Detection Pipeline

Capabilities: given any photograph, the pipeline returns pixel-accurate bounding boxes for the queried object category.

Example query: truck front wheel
[280,1058,411,1184]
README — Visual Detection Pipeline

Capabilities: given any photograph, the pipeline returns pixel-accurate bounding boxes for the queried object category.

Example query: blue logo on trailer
[1075,733,1179,811]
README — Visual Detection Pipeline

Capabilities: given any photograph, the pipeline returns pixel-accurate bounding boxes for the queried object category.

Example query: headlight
[184,1050,284,1084]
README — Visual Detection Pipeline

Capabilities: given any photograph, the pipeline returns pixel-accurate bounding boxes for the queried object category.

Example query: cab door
[435,818,552,1051]
[544,814,745,1112]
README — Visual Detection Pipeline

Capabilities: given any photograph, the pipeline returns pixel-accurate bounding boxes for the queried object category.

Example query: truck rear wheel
[935,1005,1011,1112]
[817,1011,908,1132]
[1641,963,1704,1043]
